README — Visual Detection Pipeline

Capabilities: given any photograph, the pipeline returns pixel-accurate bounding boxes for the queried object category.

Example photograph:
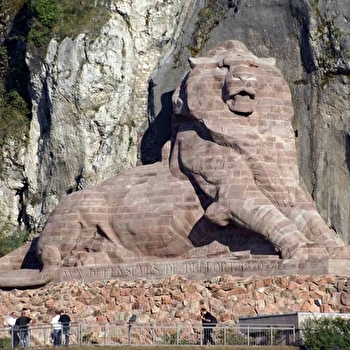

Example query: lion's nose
[231,65,257,85]
[224,63,258,98]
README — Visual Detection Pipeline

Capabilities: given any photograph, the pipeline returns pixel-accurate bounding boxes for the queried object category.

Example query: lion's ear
[255,57,276,66]
[172,86,188,115]
[188,57,220,69]
[172,92,183,114]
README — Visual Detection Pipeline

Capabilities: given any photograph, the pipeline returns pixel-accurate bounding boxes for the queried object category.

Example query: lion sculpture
[0,40,347,288]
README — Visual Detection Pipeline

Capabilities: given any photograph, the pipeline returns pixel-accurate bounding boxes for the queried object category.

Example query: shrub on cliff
[28,0,110,48]
[301,316,350,349]
[0,227,29,257]
[28,0,59,47]
[0,89,30,148]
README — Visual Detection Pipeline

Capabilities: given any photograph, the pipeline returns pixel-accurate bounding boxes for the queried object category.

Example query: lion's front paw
[282,243,329,260]
[326,246,350,259]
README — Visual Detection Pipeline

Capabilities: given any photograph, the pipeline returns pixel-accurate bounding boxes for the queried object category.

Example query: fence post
[270,326,273,346]
[103,323,106,345]
[44,325,48,346]
[176,324,179,345]
[293,325,296,344]
[128,324,131,345]
[78,323,82,345]
[11,327,14,349]
[247,326,250,347]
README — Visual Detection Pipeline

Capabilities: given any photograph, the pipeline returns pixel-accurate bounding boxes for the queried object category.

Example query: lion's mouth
[226,89,256,115]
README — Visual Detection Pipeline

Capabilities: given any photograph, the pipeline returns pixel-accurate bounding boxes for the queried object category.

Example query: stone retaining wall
[1,274,350,328]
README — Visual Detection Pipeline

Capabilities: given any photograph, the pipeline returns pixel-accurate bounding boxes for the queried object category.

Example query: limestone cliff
[0,0,349,245]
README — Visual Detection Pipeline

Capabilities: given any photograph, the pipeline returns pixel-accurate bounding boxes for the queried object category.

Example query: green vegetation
[0,336,12,349]
[0,0,27,18]
[28,0,59,47]
[0,0,110,143]
[0,203,30,258]
[0,89,30,148]
[0,215,29,257]
[63,346,299,350]
[217,328,255,345]
[28,0,110,49]
[0,0,110,240]
[162,331,192,345]
[81,332,99,345]
[302,316,350,349]
[188,1,229,56]
[0,0,110,141]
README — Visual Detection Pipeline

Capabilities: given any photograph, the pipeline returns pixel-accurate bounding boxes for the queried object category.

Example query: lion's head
[172,40,293,138]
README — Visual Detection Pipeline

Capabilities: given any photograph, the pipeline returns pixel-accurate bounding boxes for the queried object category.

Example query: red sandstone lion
[0,40,347,288]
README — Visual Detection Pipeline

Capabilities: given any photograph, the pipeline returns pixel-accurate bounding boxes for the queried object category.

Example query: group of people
[7,309,33,348]
[50,310,71,347]
[7,307,215,347]
[6,308,71,348]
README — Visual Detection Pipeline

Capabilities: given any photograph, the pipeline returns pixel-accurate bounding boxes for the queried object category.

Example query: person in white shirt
[50,310,62,346]
[7,312,17,328]
[6,312,18,348]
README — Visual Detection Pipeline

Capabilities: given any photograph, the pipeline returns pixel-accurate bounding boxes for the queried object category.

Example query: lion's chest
[174,126,299,207]
[175,130,250,200]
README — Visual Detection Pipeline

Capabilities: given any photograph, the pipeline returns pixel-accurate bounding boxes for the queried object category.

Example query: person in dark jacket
[200,307,215,345]
[58,310,71,347]
[15,309,32,348]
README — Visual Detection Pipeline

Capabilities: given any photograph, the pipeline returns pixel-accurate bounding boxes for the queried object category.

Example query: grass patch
[0,90,30,146]
[67,346,299,350]
[0,225,30,257]
[28,0,110,49]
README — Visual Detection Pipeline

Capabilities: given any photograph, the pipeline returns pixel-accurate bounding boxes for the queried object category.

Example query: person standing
[58,310,71,347]
[7,312,19,348]
[95,310,110,333]
[51,310,62,346]
[15,309,32,348]
[200,307,216,345]
[127,315,137,345]
[7,312,17,328]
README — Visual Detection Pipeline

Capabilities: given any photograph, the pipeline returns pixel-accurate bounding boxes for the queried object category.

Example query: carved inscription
[59,259,284,282]
[62,269,84,281]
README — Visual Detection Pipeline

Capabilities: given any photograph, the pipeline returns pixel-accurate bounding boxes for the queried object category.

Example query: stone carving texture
[0,40,348,288]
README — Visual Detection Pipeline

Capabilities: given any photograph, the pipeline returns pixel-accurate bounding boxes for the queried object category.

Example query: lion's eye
[248,61,259,68]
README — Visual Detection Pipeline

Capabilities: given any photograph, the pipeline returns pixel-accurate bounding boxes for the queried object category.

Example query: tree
[302,316,350,350]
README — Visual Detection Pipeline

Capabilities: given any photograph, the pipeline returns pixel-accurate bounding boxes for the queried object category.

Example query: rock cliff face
[0,0,350,245]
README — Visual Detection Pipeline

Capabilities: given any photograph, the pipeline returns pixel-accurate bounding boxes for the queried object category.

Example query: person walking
[58,310,71,347]
[15,309,32,348]
[51,310,62,346]
[200,307,216,345]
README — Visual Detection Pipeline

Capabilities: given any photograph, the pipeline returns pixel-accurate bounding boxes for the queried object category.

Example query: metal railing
[0,323,297,348]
